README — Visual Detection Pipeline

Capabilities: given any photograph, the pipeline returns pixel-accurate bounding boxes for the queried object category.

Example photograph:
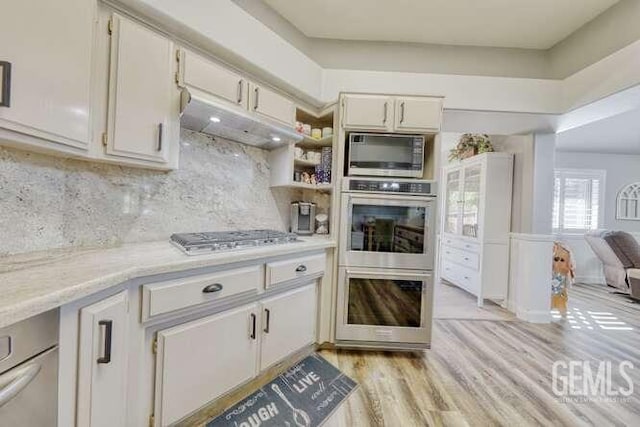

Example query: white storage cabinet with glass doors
[439,153,513,306]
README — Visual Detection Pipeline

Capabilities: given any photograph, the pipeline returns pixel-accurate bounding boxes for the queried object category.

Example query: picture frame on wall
[0,61,11,107]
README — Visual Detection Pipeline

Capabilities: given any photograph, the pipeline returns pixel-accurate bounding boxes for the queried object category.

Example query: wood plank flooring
[321,283,640,426]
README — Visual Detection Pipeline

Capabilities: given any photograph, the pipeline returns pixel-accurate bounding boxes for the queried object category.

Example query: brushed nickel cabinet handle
[202,283,223,293]
[237,80,243,104]
[295,265,307,273]
[263,309,270,333]
[157,123,163,151]
[254,87,259,110]
[383,102,388,124]
[0,61,11,107]
[97,320,112,364]
[400,101,405,123]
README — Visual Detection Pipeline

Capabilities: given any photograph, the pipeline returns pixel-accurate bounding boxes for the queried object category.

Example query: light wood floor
[321,283,640,426]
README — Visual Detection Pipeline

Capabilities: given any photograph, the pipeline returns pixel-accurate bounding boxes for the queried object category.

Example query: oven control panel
[346,178,436,196]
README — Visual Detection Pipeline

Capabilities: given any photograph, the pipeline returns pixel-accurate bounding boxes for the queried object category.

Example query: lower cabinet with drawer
[60,249,328,427]
[439,234,508,306]
[152,283,318,426]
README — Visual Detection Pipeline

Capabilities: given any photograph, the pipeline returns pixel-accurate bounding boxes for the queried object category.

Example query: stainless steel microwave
[348,133,425,178]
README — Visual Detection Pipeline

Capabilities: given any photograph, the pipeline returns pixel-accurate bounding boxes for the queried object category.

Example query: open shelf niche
[269,106,336,193]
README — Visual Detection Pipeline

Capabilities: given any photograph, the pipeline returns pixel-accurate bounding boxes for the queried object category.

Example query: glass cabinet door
[444,169,462,234]
[462,164,482,238]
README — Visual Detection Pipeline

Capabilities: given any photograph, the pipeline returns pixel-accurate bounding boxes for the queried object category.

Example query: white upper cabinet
[105,14,178,166]
[342,94,393,131]
[178,49,247,109]
[0,0,94,151]
[341,94,443,133]
[394,96,443,133]
[250,83,296,127]
[77,291,130,427]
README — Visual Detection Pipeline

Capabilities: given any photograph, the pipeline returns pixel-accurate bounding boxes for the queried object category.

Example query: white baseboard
[516,308,551,323]
[575,275,605,285]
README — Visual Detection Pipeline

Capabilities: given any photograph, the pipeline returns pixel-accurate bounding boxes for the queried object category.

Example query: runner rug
[206,353,358,427]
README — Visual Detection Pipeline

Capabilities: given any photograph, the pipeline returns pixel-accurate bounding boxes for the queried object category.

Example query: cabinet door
[179,49,247,109]
[250,83,295,126]
[444,168,463,235]
[0,0,94,149]
[462,164,482,239]
[342,94,392,131]
[77,291,129,427]
[155,304,259,426]
[394,96,443,132]
[260,285,317,370]
[106,14,176,163]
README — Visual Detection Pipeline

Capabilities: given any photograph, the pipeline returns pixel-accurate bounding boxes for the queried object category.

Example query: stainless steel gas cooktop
[170,229,299,255]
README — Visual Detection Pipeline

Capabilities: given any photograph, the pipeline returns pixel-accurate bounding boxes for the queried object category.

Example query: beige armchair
[585,230,640,297]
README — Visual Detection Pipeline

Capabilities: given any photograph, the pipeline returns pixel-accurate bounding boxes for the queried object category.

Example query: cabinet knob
[202,283,223,293]
[295,265,307,273]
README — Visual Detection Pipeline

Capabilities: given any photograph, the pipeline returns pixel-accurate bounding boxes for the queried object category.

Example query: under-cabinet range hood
[179,89,302,149]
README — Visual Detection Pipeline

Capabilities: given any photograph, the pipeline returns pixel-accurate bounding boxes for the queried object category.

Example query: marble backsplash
[0,129,298,256]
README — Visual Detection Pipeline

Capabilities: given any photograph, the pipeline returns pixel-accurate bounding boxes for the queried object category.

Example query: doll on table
[552,242,575,315]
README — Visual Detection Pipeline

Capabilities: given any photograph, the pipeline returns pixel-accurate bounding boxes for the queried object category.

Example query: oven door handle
[0,362,41,408]
[346,269,429,279]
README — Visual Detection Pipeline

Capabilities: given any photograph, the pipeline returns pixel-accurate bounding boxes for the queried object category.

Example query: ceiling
[557,107,640,155]
[263,0,619,49]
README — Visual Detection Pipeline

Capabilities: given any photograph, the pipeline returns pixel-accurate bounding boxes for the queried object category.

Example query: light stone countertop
[0,237,335,329]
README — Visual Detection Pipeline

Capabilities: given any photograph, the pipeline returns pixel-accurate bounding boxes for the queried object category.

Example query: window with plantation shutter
[553,169,606,233]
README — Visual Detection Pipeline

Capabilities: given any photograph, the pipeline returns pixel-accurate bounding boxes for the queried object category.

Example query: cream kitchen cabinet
[341,93,443,133]
[154,303,260,427]
[341,94,393,131]
[0,0,94,153]
[177,49,248,109]
[394,96,443,133]
[76,291,130,427]
[103,14,180,168]
[250,83,296,127]
[260,284,317,370]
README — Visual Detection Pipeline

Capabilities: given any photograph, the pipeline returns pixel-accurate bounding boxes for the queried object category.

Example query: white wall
[554,151,640,284]
[531,134,556,234]
[555,151,640,233]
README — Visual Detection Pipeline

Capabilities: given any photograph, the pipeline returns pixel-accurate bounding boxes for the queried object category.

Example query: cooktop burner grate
[170,229,299,255]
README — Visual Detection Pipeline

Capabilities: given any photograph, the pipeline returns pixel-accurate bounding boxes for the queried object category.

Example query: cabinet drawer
[440,259,458,283]
[440,260,479,295]
[442,236,480,253]
[441,245,479,270]
[141,265,262,321]
[266,254,325,288]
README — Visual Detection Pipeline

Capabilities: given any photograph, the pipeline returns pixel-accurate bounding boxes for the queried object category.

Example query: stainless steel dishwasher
[0,309,59,427]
